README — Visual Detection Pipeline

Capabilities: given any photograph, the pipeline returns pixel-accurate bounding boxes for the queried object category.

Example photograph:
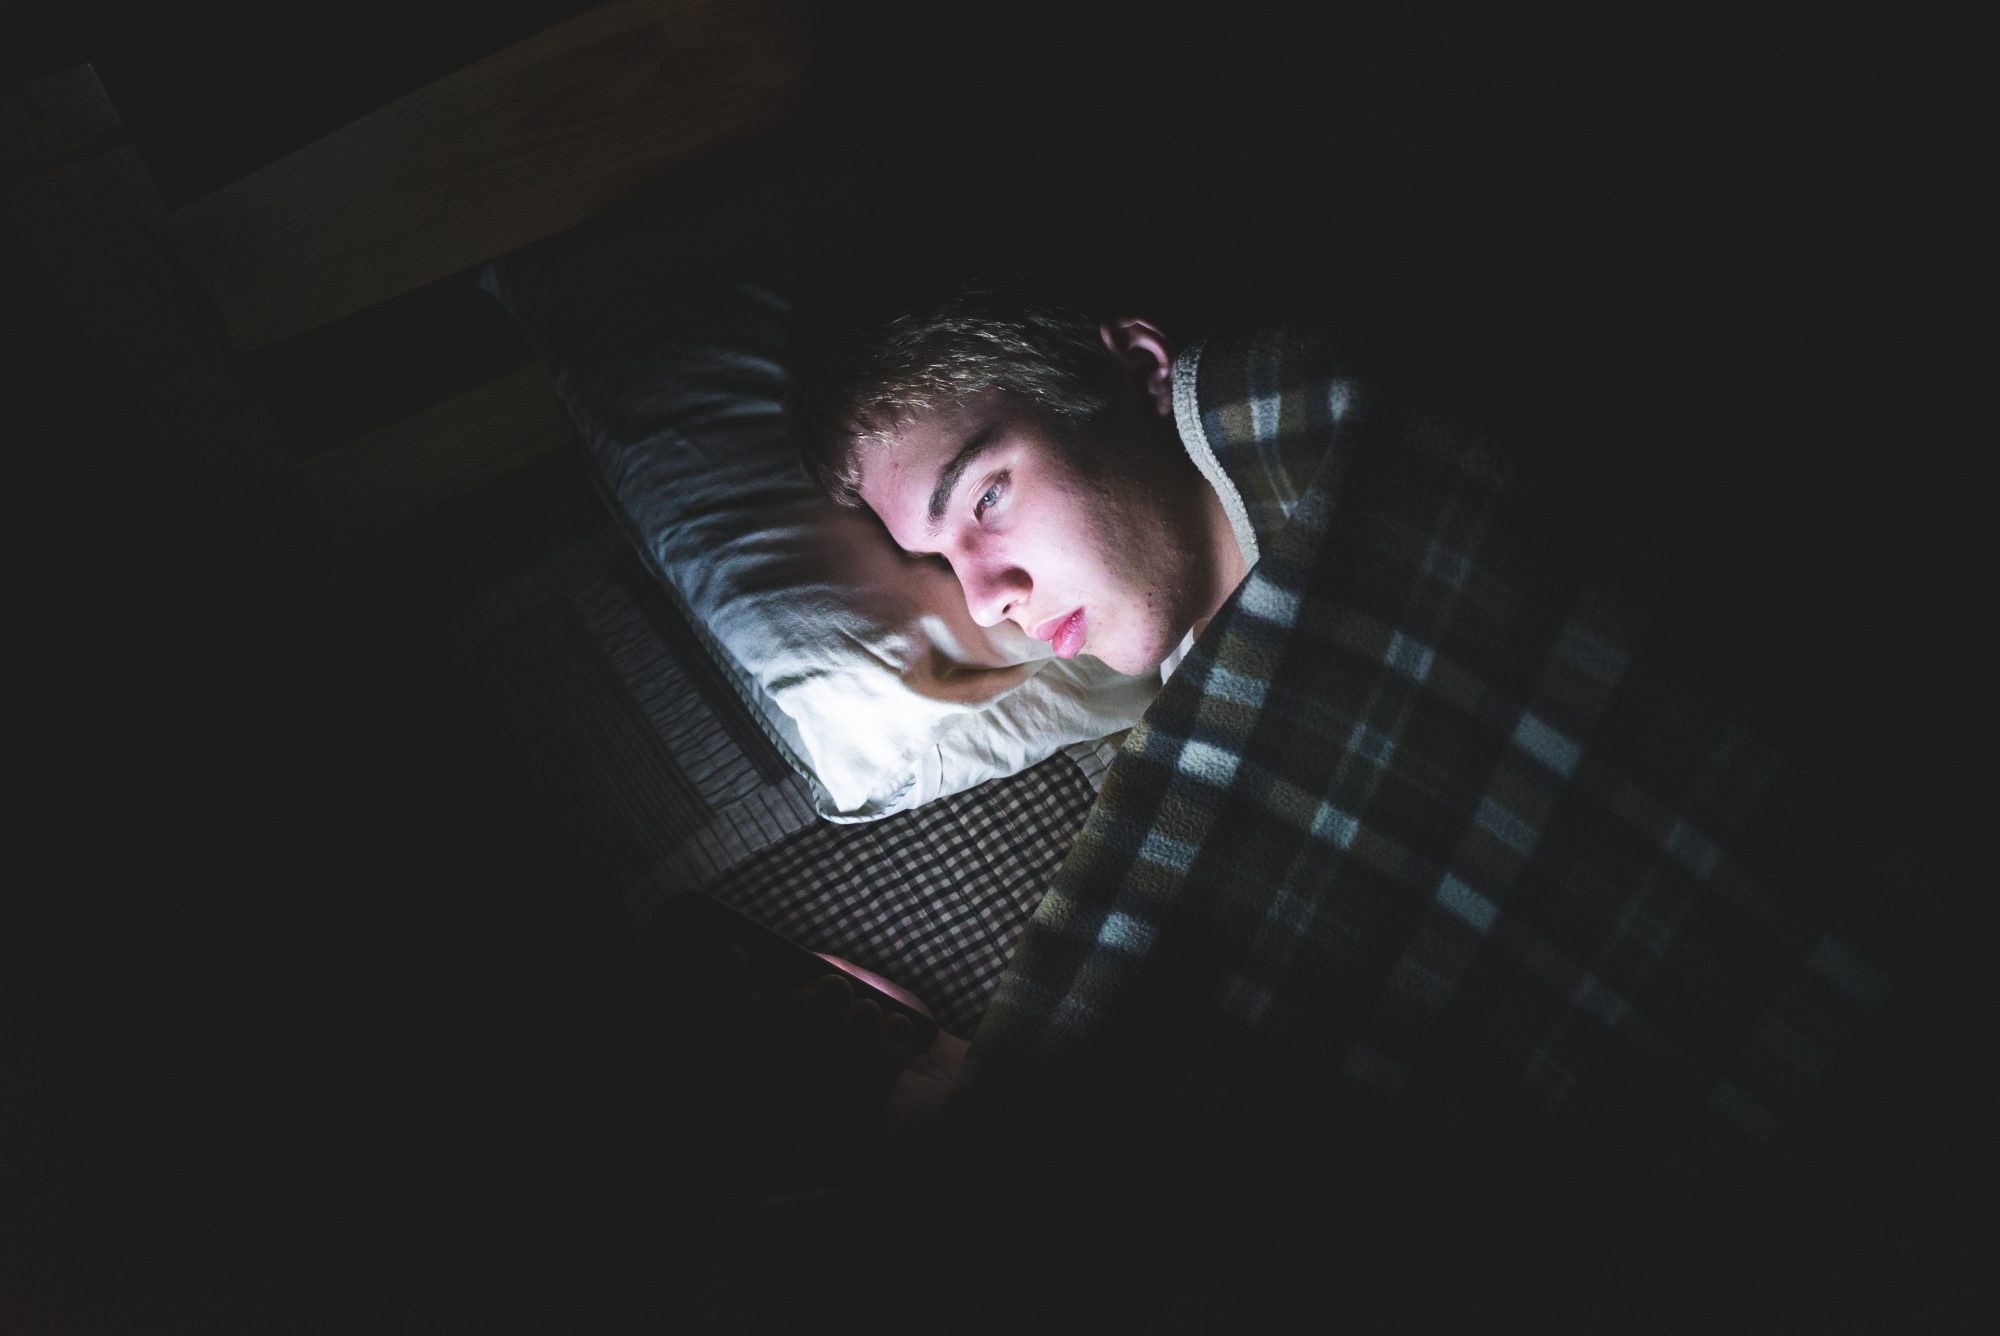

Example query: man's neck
[1192,460,1250,638]
[1162,489,1244,681]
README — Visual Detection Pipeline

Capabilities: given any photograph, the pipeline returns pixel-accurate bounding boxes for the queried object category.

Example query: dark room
[4,1,1987,1331]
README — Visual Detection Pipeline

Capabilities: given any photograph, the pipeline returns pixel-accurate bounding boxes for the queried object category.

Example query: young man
[785,277,1967,1312]
[794,288,1248,681]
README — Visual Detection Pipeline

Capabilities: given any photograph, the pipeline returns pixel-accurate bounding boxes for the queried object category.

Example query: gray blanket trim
[1172,338,1259,570]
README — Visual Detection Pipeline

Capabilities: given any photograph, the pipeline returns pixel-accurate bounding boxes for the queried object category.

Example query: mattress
[444,507,1110,1035]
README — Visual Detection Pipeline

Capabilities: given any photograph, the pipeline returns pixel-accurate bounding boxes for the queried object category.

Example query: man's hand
[771,973,905,1131]
[767,971,966,1153]
[881,1026,968,1141]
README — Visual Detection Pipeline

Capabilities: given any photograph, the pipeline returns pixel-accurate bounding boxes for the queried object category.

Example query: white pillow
[479,250,1159,820]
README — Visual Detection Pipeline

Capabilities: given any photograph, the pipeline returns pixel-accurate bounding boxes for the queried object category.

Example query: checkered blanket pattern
[959,322,1943,1225]
[700,753,1098,1036]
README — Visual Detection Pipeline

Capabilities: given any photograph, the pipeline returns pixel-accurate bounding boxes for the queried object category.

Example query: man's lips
[1031,608,1087,659]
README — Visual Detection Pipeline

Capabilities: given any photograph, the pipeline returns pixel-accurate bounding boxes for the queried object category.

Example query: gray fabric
[443,518,815,915]
[952,321,1968,1291]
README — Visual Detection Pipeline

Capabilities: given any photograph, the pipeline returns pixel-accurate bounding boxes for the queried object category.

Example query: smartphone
[653,891,938,1055]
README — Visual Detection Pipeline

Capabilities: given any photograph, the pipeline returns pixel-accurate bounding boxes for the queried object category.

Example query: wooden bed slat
[299,365,577,546]
[0,65,123,177]
[2,142,334,571]
[168,0,822,353]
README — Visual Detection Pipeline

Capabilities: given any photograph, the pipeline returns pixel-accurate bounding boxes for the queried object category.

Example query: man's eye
[975,478,1006,519]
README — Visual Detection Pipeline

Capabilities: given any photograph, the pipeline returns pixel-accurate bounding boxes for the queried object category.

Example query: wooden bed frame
[1,0,828,578]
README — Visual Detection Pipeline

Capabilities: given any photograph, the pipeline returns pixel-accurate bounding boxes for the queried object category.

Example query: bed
[8,7,1984,1326]
[0,0,1160,1037]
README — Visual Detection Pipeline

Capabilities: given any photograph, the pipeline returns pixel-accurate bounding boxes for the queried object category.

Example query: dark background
[3,1,1982,1330]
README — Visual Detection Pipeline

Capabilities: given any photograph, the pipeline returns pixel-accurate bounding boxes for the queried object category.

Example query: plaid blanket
[944,322,1952,1283]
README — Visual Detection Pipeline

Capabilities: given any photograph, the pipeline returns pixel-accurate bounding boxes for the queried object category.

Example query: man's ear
[1100,317,1176,418]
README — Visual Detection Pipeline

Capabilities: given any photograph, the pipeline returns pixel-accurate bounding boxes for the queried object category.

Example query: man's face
[855,388,1215,677]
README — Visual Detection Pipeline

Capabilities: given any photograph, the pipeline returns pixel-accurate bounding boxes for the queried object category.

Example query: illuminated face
[855,382,1237,677]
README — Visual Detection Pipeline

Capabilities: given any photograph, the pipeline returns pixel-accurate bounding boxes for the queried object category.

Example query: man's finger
[764,975,853,1069]
[781,973,852,1013]
[845,997,883,1043]
[881,1011,914,1066]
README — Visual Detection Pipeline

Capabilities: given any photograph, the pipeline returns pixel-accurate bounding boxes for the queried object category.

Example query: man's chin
[1092,640,1171,678]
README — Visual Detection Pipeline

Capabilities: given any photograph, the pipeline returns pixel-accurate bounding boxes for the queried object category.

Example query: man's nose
[958,561,1029,629]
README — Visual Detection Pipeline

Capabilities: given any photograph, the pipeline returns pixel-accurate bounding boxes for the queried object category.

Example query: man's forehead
[854,395,996,507]
[852,411,961,548]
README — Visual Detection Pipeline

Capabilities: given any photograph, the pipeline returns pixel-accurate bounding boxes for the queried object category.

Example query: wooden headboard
[1,0,825,575]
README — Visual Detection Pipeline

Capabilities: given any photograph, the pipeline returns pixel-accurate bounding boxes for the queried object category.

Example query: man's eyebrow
[924,426,1002,537]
